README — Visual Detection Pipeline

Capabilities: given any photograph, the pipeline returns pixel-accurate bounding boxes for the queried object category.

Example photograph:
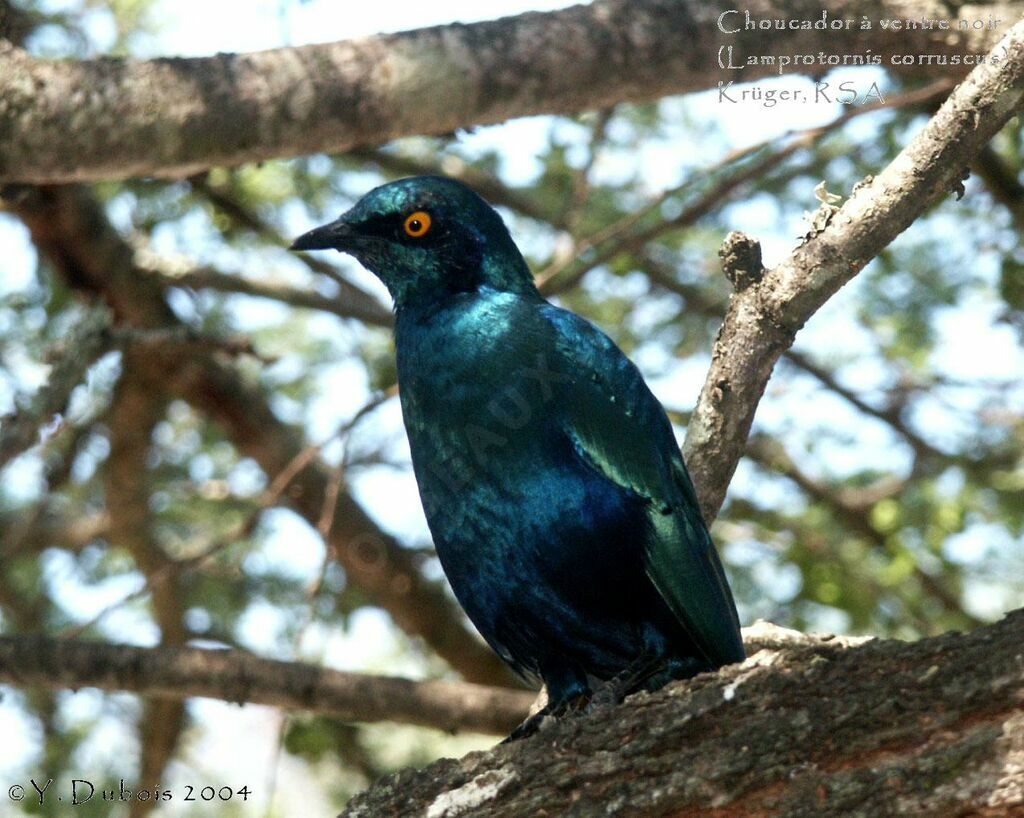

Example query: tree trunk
[342,611,1024,817]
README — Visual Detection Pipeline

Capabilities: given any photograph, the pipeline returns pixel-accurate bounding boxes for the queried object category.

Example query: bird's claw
[586,681,625,712]
[502,692,590,743]
[502,712,547,743]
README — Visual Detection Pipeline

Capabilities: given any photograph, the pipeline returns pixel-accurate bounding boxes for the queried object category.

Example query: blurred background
[1,1,1022,815]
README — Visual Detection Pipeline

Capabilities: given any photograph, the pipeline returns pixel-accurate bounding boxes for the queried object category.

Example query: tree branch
[972,141,1024,230]
[106,361,184,644]
[782,348,943,460]
[4,510,110,559]
[186,173,392,323]
[0,308,112,470]
[0,0,33,43]
[105,359,188,817]
[683,19,1024,523]
[146,262,393,328]
[539,137,805,295]
[743,432,979,627]
[0,0,1014,183]
[343,609,1024,816]
[0,637,536,735]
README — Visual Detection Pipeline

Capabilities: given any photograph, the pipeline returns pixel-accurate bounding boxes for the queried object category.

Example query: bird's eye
[403,211,432,238]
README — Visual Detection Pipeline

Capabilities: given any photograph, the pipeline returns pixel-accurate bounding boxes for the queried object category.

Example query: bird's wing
[543,305,745,667]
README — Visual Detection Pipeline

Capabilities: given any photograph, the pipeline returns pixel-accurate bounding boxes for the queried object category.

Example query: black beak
[289,219,354,251]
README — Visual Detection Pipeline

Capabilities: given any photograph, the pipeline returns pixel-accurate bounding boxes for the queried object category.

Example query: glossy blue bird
[292,176,744,737]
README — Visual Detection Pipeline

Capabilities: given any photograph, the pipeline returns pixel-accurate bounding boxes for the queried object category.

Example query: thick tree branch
[0,637,536,735]
[0,0,1015,183]
[683,19,1024,523]
[343,610,1024,816]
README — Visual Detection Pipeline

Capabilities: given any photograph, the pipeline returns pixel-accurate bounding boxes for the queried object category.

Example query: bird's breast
[394,291,579,531]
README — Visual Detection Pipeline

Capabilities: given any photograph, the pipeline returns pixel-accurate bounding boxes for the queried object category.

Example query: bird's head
[290,176,536,308]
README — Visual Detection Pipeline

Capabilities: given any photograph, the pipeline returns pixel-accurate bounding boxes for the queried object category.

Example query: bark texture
[0,0,1017,183]
[342,611,1024,817]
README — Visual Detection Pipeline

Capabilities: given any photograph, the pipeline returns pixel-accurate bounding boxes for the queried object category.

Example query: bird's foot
[502,692,590,743]
[587,653,670,712]
[586,678,627,712]
[502,712,545,743]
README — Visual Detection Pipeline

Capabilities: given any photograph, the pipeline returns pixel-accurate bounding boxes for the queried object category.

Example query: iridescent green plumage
[292,176,744,736]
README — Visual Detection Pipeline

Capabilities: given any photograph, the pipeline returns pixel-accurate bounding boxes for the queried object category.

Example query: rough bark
[0,0,1017,183]
[683,16,1024,521]
[342,611,1024,817]
[0,637,535,735]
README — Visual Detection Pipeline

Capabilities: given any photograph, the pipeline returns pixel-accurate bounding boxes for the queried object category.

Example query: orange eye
[403,211,432,238]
